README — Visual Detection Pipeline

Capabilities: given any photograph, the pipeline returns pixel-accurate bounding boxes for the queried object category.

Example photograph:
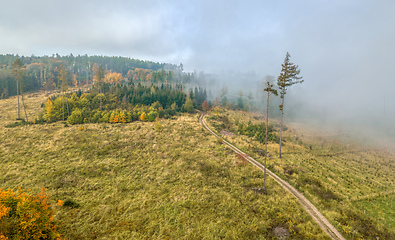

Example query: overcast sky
[1,0,394,135]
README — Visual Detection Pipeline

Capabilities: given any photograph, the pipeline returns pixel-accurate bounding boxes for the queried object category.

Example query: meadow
[205,109,394,239]
[0,92,331,239]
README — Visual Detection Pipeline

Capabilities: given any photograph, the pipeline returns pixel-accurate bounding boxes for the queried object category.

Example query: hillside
[204,109,395,239]
[1,91,394,239]
[0,91,331,239]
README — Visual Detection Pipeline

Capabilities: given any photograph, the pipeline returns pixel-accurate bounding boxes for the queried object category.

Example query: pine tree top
[277,52,303,96]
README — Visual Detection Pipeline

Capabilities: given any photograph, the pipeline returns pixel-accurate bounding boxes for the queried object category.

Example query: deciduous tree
[104,71,123,85]
[277,52,303,158]
[202,100,210,112]
[183,96,194,113]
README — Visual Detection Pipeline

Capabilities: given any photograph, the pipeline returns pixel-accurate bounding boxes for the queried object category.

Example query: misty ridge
[1,52,393,152]
[195,69,395,152]
[1,0,393,151]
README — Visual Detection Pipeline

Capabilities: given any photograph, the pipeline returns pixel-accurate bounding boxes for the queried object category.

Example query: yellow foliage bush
[140,112,147,121]
[118,111,127,123]
[0,187,62,240]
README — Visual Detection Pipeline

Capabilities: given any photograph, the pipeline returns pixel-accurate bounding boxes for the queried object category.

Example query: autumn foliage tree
[277,52,303,158]
[104,71,123,85]
[202,100,210,112]
[0,187,62,239]
[140,112,147,121]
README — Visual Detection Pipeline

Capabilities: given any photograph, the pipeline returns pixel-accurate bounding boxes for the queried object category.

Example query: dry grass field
[0,92,332,239]
[205,109,394,239]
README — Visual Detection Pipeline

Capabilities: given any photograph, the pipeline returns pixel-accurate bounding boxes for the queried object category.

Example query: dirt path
[199,114,346,240]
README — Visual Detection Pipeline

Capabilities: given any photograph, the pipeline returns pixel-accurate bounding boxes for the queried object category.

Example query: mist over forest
[1,51,394,152]
[0,0,394,149]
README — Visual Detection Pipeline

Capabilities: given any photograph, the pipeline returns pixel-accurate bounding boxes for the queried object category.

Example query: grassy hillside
[0,92,330,239]
[205,109,395,240]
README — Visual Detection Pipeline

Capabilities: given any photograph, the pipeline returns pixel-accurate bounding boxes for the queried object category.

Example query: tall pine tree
[277,52,303,158]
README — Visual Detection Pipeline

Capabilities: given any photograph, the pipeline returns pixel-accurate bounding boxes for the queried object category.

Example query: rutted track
[199,114,346,240]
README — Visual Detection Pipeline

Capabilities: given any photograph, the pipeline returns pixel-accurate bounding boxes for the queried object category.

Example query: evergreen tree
[237,90,244,110]
[277,52,303,158]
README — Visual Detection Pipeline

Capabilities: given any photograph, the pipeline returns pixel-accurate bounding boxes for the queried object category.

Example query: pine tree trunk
[279,96,285,158]
[100,85,102,111]
[66,96,70,117]
[62,92,65,122]
[21,92,28,122]
[17,78,20,119]
[264,90,269,189]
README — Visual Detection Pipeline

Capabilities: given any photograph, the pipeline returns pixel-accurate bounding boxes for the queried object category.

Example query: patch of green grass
[353,193,395,230]
[4,120,33,128]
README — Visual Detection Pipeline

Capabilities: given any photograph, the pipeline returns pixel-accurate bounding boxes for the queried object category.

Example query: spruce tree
[277,52,303,158]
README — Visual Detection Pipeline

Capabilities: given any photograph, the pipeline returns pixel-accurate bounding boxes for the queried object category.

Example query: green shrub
[5,120,33,128]
[183,97,194,113]
[100,111,111,123]
[67,108,84,124]
[91,110,102,123]
[62,199,80,208]
[147,111,158,122]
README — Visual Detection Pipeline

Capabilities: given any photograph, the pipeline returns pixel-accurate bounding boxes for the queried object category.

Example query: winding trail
[199,113,346,240]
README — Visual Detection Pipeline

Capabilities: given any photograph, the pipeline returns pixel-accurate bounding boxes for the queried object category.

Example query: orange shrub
[0,187,61,240]
[140,112,147,121]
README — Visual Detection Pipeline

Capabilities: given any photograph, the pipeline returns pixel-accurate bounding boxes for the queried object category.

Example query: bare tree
[263,78,278,189]
[58,65,69,122]
[93,64,105,111]
[11,58,28,121]
[277,52,303,158]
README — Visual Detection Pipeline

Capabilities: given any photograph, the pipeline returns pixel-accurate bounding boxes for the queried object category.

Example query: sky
[1,0,394,141]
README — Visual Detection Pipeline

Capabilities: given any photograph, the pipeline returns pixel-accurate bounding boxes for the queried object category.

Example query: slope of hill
[204,109,395,240]
[0,92,330,239]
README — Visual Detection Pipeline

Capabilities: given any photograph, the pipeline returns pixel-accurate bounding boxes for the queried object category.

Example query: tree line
[0,54,207,100]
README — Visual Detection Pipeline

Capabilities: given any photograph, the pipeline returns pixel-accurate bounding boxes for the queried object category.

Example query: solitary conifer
[277,52,303,158]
